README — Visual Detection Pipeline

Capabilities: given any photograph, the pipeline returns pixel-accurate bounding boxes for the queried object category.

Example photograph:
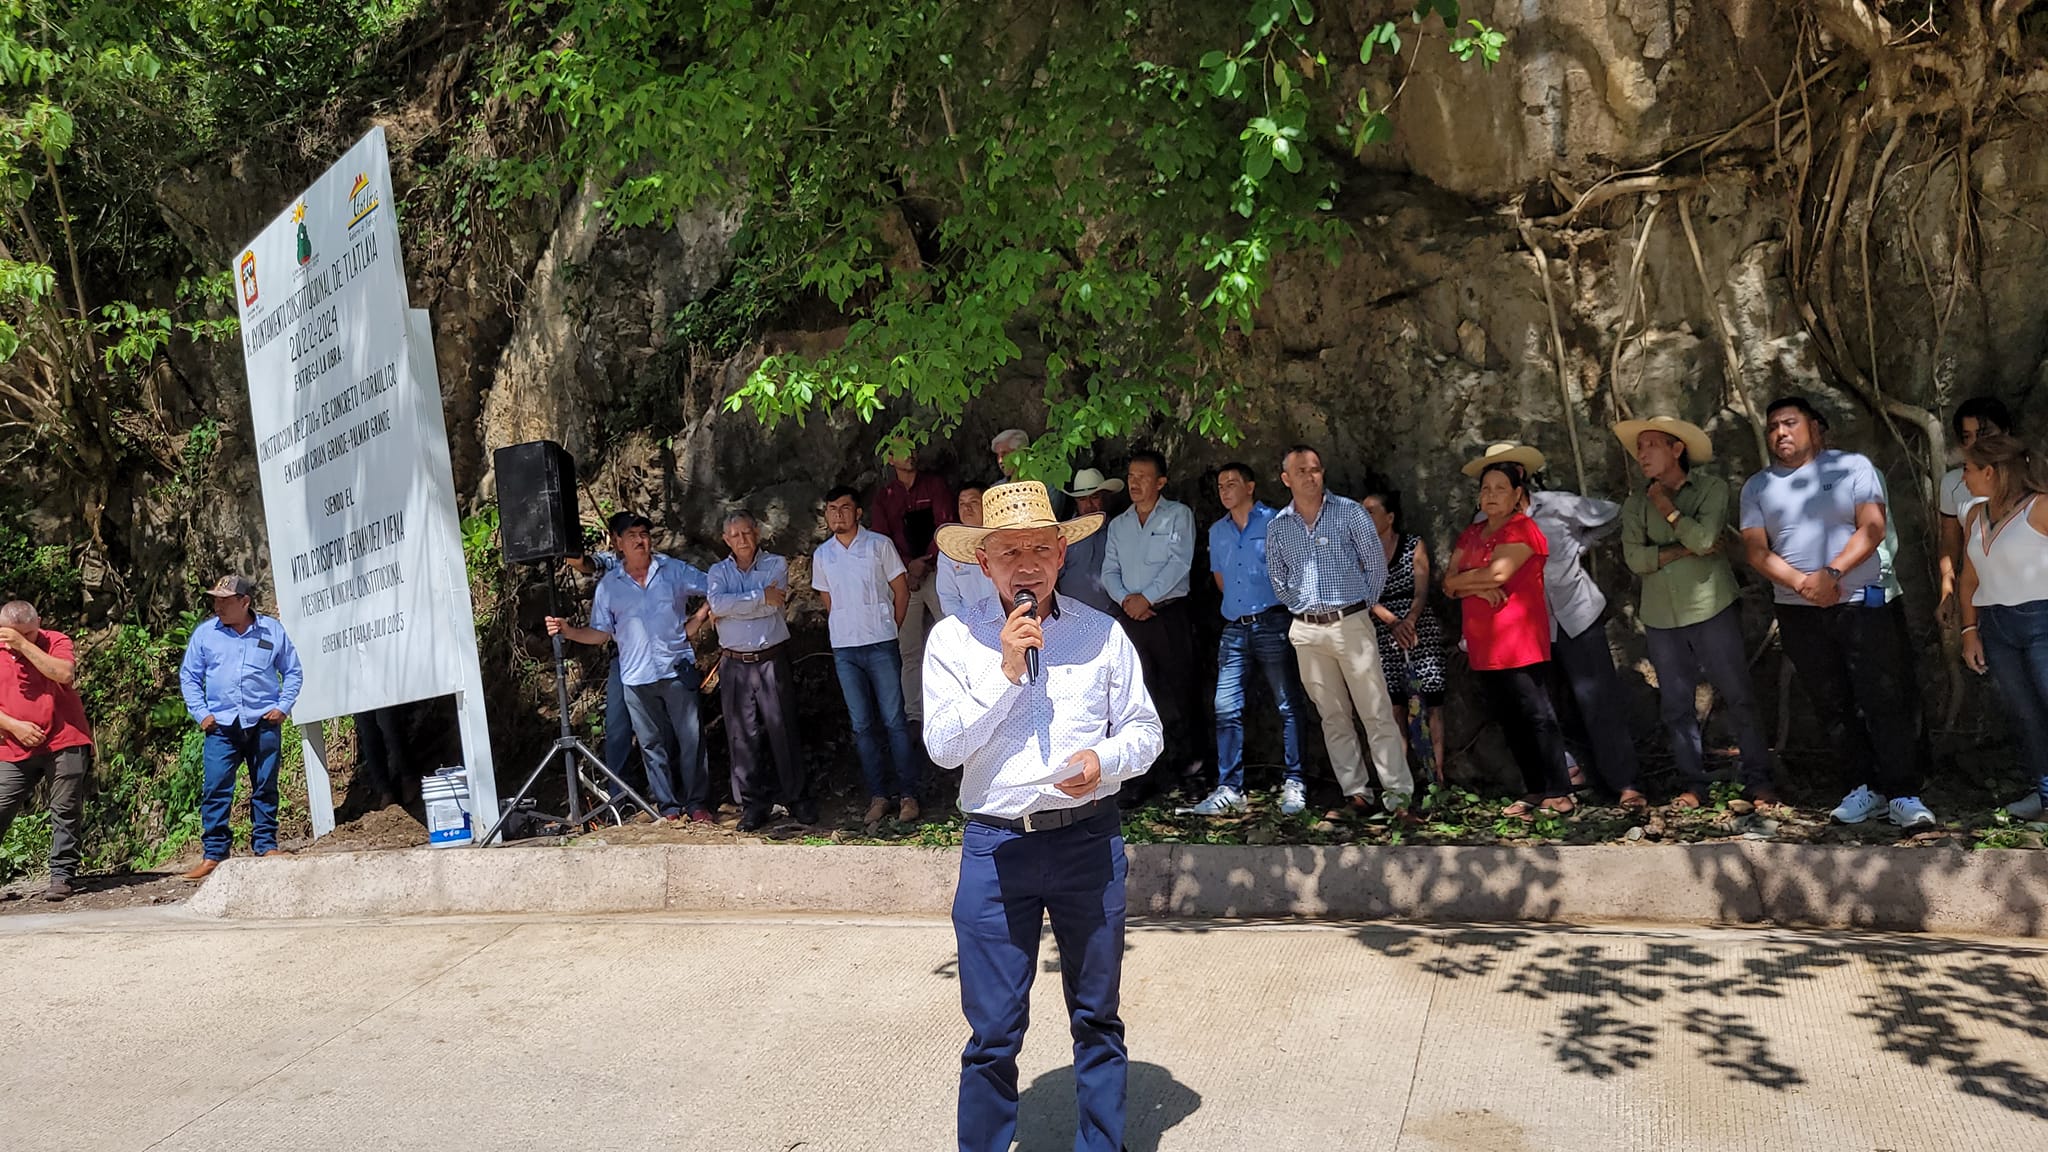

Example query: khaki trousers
[1288,612,1415,800]
[898,576,942,723]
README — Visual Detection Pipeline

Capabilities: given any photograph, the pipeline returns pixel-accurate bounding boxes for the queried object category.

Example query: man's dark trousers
[1548,616,1642,794]
[1120,599,1200,774]
[954,805,1127,1152]
[720,646,806,812]
[1774,599,1928,796]
[0,746,89,879]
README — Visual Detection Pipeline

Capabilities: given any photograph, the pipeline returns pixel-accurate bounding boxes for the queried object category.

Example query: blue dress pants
[954,805,1128,1152]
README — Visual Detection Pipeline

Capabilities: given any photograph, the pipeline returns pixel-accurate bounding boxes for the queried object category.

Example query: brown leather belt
[1295,600,1370,626]
[724,642,787,664]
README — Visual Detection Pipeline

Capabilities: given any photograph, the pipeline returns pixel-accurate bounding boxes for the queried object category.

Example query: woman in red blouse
[1444,461,1575,817]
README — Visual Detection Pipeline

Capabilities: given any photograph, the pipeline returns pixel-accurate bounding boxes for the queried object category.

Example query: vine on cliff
[493,0,1503,481]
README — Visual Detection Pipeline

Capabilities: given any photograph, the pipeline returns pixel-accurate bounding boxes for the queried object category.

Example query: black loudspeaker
[495,440,581,564]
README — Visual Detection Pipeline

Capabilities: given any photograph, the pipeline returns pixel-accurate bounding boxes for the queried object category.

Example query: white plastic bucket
[421,767,473,848]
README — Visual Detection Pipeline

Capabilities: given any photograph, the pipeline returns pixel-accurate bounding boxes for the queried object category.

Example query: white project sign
[235,128,450,720]
[232,129,498,844]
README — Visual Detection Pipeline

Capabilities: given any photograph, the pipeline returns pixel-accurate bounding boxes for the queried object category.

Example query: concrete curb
[183,841,2048,936]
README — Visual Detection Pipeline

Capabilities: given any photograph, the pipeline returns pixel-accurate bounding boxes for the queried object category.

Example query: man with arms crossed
[925,480,1162,1152]
[0,600,93,901]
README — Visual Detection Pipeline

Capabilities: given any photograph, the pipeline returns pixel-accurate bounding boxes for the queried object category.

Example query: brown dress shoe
[863,797,890,828]
[899,797,922,824]
[260,849,287,858]
[181,859,221,881]
[1671,791,1704,811]
[44,876,74,902]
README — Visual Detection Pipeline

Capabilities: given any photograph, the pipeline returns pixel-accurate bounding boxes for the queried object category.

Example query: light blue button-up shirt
[590,555,709,687]
[1056,530,1117,615]
[1210,503,1284,620]
[707,553,792,653]
[180,614,303,727]
[1102,497,1195,607]
[1266,492,1388,615]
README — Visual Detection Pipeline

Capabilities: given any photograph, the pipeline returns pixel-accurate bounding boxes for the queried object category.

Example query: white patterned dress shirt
[923,595,1163,820]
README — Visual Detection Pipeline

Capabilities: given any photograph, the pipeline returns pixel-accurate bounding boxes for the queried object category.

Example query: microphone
[1014,588,1040,685]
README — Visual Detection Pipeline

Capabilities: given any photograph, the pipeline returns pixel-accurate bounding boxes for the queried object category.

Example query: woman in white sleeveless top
[1958,433,2048,818]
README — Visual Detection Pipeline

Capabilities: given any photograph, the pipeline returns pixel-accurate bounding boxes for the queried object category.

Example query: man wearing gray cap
[178,575,303,879]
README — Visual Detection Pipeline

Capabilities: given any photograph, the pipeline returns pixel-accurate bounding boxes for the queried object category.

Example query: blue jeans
[1214,608,1304,792]
[200,720,282,860]
[1980,600,2048,800]
[623,676,705,816]
[954,806,1128,1152]
[833,641,919,800]
[603,657,637,801]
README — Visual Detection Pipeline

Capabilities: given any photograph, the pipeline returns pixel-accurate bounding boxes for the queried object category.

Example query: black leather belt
[1295,600,1371,626]
[968,798,1112,834]
[1228,605,1289,628]
[725,642,786,664]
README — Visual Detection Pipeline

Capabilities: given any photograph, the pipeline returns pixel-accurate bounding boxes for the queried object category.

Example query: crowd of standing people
[3,395,2044,900]
[537,399,2047,834]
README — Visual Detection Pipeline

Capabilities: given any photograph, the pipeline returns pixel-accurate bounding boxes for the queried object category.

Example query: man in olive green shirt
[1615,418,1776,808]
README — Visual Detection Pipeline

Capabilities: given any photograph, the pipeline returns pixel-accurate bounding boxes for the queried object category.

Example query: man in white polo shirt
[813,484,920,827]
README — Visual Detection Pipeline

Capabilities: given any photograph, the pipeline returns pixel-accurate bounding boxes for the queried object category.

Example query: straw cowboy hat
[935,481,1105,563]
[1612,416,1715,464]
[1461,442,1548,478]
[1062,467,1124,498]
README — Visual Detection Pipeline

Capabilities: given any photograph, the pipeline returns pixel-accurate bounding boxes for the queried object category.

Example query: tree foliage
[0,1,423,499]
[495,0,1504,481]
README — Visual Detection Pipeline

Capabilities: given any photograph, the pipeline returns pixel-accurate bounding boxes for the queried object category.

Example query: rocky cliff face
[116,1,2048,783]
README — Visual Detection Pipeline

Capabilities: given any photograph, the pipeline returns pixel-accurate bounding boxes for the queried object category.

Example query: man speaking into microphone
[925,480,1163,1152]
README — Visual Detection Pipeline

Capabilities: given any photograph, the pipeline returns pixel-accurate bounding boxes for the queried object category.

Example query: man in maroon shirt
[0,600,95,902]
[869,450,957,725]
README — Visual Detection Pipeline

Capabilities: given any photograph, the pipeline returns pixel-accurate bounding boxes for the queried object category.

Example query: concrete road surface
[2,910,2043,1150]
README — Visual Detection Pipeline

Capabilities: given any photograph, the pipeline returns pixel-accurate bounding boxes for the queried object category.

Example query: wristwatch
[1664,509,1681,525]
[1823,565,1843,580]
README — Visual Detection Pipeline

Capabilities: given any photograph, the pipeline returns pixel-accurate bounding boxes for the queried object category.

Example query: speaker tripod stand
[475,568,658,845]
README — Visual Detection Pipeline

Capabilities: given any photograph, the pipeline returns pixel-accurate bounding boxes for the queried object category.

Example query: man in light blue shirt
[1102,449,1200,790]
[564,512,641,802]
[1266,444,1412,815]
[1183,462,1308,817]
[548,514,712,822]
[1055,469,1122,614]
[178,574,303,878]
[706,510,811,830]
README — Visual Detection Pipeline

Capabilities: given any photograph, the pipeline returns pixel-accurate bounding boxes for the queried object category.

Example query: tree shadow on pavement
[1015,1060,1202,1152]
[1351,923,2048,1119]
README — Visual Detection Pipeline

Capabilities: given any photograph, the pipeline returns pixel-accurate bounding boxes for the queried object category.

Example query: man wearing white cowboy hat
[1614,417,1777,810]
[1462,442,1645,806]
[923,480,1162,1152]
[1056,466,1123,616]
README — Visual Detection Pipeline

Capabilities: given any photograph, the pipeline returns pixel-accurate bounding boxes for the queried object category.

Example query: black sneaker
[737,808,773,833]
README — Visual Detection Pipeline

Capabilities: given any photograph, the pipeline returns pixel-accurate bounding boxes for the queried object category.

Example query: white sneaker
[2005,791,2045,820]
[1279,779,1308,817]
[1888,796,1937,829]
[1829,785,1887,825]
[1178,786,1246,816]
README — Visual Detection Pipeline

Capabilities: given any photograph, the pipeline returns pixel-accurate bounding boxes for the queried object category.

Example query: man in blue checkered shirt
[1266,444,1415,815]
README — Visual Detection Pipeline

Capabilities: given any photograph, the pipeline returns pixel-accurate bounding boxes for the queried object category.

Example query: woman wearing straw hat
[924,480,1163,1152]
[1461,443,1645,807]
[1614,417,1777,810]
